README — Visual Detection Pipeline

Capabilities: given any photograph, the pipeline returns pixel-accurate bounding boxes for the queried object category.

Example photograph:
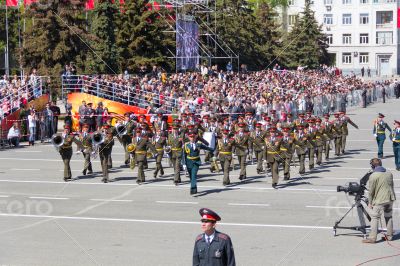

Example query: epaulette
[195,234,203,242]
[217,233,230,240]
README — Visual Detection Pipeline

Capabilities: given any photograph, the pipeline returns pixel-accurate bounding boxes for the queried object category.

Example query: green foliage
[281,0,329,68]
[115,0,174,72]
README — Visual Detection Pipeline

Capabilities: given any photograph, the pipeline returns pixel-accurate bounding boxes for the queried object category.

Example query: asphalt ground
[0,99,400,266]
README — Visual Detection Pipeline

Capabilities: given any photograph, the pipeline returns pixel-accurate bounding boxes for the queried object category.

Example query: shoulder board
[217,233,230,240]
[195,234,203,242]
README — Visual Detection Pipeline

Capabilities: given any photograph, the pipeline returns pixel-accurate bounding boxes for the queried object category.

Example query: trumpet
[127,143,136,153]
[51,134,64,150]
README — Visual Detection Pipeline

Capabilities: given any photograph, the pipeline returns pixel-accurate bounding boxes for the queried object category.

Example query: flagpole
[18,8,22,79]
[5,3,10,77]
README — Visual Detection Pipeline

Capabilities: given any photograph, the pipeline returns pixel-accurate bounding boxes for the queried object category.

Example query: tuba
[51,134,64,150]
[116,124,127,136]
[127,143,136,153]
[92,131,105,146]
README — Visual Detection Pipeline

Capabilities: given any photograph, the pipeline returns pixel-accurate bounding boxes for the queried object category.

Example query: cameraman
[363,158,396,243]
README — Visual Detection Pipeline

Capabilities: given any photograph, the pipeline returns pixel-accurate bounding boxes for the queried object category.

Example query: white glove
[393,138,396,142]
[374,134,377,137]
[75,151,81,155]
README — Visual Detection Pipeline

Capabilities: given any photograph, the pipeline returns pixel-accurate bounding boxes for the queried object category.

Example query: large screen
[176,19,200,71]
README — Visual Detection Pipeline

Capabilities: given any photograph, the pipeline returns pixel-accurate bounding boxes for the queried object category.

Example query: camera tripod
[333,195,371,238]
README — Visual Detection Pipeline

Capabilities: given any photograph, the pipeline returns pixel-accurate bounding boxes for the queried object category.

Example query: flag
[398,8,400,28]
[6,0,19,7]
[24,0,37,5]
[85,0,95,10]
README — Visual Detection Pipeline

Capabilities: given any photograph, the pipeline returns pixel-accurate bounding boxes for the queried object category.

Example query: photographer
[363,158,396,243]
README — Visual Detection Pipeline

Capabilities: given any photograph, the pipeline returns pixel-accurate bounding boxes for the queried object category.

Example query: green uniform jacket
[341,117,358,135]
[184,142,212,168]
[265,137,281,162]
[168,133,184,158]
[216,138,236,160]
[234,134,250,156]
[293,134,313,155]
[280,136,294,159]
[59,135,82,153]
[249,131,266,152]
[80,133,93,153]
[131,137,157,162]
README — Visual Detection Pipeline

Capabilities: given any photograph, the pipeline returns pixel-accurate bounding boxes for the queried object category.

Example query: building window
[343,14,352,25]
[359,53,369,64]
[326,34,333,44]
[360,13,369,25]
[376,31,393,44]
[376,11,393,26]
[343,0,351,4]
[288,0,295,5]
[324,14,333,25]
[288,15,297,26]
[360,33,369,44]
[360,0,368,3]
[342,53,352,64]
[324,0,333,4]
[342,34,352,44]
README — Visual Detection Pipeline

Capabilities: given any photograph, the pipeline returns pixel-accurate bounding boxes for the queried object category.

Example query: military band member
[184,133,214,195]
[392,120,400,171]
[193,208,236,266]
[249,123,266,174]
[103,118,116,168]
[339,111,359,154]
[322,114,333,160]
[235,123,251,180]
[307,118,317,170]
[118,113,136,165]
[98,130,114,183]
[153,127,167,178]
[216,129,237,185]
[373,113,392,158]
[153,112,168,132]
[131,128,157,184]
[265,127,281,188]
[168,123,184,185]
[80,124,93,175]
[295,113,307,128]
[332,113,343,156]
[59,125,82,181]
[280,127,294,180]
[314,118,329,165]
[294,125,314,175]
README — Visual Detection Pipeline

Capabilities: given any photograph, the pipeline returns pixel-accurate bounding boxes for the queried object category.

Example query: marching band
[52,109,361,195]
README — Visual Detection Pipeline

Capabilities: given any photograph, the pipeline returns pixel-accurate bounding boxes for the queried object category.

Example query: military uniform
[391,121,400,171]
[373,114,392,158]
[131,131,157,184]
[265,131,281,188]
[153,132,167,178]
[249,126,266,174]
[119,117,136,165]
[184,135,213,195]
[216,131,236,185]
[322,116,333,160]
[79,128,93,175]
[234,125,250,180]
[340,113,358,153]
[104,123,117,168]
[294,127,314,174]
[168,128,184,184]
[331,115,343,156]
[314,122,329,165]
[193,208,236,266]
[98,133,114,182]
[58,128,81,181]
[307,121,317,170]
[280,129,295,180]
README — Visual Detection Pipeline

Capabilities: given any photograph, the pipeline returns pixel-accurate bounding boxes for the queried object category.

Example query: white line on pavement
[156,201,198,204]
[90,199,133,202]
[0,195,9,198]
[0,213,332,230]
[10,168,41,171]
[306,205,400,210]
[14,151,42,153]
[228,203,270,207]
[29,196,69,200]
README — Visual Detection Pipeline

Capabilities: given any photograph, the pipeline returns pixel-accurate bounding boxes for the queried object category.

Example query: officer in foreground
[193,208,235,266]
[363,158,396,243]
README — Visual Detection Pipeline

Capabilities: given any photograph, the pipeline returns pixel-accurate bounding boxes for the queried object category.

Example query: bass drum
[203,132,216,150]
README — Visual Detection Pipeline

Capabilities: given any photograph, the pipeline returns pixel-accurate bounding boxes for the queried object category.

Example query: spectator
[28,109,37,146]
[7,122,21,147]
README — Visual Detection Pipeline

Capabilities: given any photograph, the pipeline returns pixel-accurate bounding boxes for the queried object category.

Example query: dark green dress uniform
[234,129,251,180]
[184,140,213,194]
[131,135,157,184]
[105,125,117,168]
[216,134,236,185]
[98,134,114,182]
[340,115,358,153]
[307,126,316,170]
[294,129,314,174]
[280,132,294,180]
[249,129,266,174]
[59,134,81,181]
[265,134,281,188]
[373,115,392,158]
[391,123,400,170]
[153,134,166,178]
[322,119,333,160]
[168,130,184,184]
[314,125,328,165]
[80,132,93,175]
[119,120,136,165]
[331,118,343,156]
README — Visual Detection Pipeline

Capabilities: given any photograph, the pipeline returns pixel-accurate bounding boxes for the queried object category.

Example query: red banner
[85,0,95,10]
[398,8,400,28]
[6,0,18,7]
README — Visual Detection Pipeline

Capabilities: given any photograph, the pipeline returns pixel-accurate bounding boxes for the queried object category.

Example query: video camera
[336,170,372,197]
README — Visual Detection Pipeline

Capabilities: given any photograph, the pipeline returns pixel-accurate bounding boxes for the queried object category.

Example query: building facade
[280,0,399,76]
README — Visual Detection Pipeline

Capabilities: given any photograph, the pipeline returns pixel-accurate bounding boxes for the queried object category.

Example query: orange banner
[68,92,148,129]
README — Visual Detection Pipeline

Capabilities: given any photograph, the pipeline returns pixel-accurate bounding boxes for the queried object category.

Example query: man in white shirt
[7,122,21,147]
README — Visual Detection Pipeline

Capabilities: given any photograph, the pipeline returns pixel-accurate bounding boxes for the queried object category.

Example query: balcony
[376,22,393,29]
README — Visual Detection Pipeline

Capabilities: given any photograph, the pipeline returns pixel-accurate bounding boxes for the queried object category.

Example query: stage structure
[152,0,239,72]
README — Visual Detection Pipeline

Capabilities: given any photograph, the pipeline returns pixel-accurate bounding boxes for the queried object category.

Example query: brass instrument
[164,145,172,153]
[147,151,155,159]
[116,124,127,136]
[92,131,105,146]
[211,156,220,172]
[51,134,64,151]
[127,143,136,153]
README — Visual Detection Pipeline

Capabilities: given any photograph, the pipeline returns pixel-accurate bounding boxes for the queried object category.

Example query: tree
[86,0,119,73]
[115,0,174,72]
[22,0,91,83]
[281,0,329,69]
